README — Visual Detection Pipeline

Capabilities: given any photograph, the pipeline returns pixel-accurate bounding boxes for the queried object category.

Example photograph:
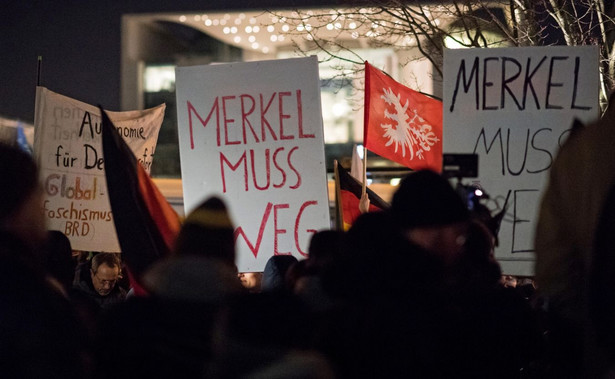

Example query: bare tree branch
[268,0,615,110]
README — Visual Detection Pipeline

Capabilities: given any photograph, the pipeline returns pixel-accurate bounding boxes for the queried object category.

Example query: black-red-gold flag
[334,160,389,231]
[101,106,181,295]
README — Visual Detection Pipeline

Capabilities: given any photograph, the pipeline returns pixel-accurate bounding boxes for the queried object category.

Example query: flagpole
[362,146,367,197]
[37,56,42,86]
[333,160,343,231]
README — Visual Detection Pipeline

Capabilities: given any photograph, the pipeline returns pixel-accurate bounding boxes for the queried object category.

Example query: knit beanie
[173,196,236,266]
[391,169,469,228]
[143,256,242,303]
[0,143,38,223]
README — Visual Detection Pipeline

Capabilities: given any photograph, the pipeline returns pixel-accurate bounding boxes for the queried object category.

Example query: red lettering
[187,99,220,149]
[295,200,318,256]
[220,151,248,192]
[279,91,293,140]
[240,94,259,144]
[222,96,240,145]
[288,146,302,189]
[250,149,271,191]
[260,93,278,141]
[296,90,314,138]
[234,202,273,258]
[272,147,286,188]
[273,203,291,255]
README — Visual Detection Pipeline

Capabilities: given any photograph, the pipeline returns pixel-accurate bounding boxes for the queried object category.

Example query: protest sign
[34,87,165,252]
[443,46,600,275]
[175,56,330,272]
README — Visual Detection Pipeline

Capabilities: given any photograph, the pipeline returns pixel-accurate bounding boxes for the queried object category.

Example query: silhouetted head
[392,170,470,264]
[323,211,442,301]
[261,255,299,293]
[44,230,75,289]
[0,143,46,247]
[307,229,344,273]
[174,196,235,267]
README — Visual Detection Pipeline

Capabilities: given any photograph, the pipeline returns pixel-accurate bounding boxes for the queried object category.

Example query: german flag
[100,106,181,295]
[334,160,389,231]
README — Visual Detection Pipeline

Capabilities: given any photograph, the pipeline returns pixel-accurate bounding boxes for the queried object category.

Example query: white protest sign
[443,46,600,275]
[34,87,165,252]
[175,56,330,272]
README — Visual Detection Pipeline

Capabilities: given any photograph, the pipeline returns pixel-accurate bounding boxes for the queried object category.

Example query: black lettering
[473,127,505,176]
[449,57,480,112]
[527,128,553,174]
[501,57,523,110]
[546,56,567,109]
[523,56,547,110]
[79,111,94,138]
[84,144,104,170]
[511,189,539,253]
[571,56,592,110]
[482,57,498,110]
[506,129,529,176]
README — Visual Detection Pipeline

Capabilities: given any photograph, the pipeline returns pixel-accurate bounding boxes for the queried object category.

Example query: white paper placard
[443,46,600,275]
[34,87,165,252]
[175,56,330,272]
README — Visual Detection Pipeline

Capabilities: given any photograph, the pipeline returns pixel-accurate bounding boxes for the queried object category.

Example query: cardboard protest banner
[34,87,165,252]
[443,46,600,275]
[175,56,330,272]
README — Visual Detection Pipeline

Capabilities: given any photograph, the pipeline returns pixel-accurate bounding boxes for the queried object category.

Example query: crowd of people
[0,122,612,378]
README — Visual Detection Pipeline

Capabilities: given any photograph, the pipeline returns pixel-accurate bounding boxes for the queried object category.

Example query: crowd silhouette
[2,105,615,379]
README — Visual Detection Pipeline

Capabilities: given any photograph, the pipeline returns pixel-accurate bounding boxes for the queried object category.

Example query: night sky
[0,0,358,123]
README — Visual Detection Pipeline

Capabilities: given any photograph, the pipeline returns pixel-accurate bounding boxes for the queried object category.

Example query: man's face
[91,263,119,296]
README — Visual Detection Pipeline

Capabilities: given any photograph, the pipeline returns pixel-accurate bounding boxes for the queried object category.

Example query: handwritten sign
[175,56,330,272]
[34,87,165,252]
[443,46,600,275]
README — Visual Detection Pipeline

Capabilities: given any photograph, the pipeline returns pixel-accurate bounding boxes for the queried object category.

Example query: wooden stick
[362,146,367,196]
[333,160,343,231]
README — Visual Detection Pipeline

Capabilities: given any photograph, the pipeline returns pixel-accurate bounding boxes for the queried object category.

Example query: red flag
[334,160,389,231]
[100,106,181,295]
[363,61,443,172]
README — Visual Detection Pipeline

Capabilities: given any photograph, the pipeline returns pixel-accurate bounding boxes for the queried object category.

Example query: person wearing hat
[391,169,471,265]
[391,170,542,377]
[142,195,242,300]
[172,196,236,267]
[95,196,243,378]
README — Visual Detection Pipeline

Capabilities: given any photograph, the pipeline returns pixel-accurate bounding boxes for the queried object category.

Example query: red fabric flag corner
[363,61,443,172]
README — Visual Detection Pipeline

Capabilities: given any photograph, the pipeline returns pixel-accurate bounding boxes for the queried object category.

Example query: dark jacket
[73,261,127,310]
[0,230,88,378]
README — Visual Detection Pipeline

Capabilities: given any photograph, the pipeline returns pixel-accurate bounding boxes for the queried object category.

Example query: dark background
[0,0,369,123]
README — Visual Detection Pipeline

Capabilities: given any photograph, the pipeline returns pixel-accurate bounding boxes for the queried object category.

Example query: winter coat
[0,230,88,378]
[73,262,126,310]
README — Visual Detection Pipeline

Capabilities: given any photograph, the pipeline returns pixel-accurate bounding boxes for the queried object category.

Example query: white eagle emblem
[380,87,440,160]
